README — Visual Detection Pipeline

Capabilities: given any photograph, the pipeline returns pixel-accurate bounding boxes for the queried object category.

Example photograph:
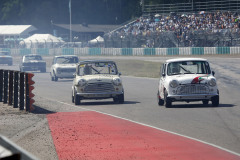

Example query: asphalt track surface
[0,56,240,160]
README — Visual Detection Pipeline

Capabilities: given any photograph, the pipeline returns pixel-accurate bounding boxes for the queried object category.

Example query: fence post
[8,71,14,106]
[19,72,25,110]
[25,73,29,111]
[0,70,3,102]
[13,71,19,108]
[3,70,8,104]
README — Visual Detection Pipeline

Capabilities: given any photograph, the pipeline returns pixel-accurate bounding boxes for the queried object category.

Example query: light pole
[69,0,72,42]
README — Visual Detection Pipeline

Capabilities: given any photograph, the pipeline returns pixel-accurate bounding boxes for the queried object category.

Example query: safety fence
[0,134,38,160]
[0,70,35,112]
[1,47,240,56]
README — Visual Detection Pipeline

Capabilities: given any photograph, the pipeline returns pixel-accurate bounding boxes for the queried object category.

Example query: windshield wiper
[179,66,192,73]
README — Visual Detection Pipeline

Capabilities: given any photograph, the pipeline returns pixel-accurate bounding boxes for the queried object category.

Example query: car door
[159,63,166,98]
[50,57,57,76]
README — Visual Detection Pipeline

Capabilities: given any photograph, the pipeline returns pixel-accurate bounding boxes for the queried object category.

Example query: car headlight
[170,79,179,88]
[78,79,87,87]
[113,78,121,86]
[208,78,216,87]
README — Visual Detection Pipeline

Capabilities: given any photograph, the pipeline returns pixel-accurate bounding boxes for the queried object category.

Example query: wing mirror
[212,71,215,76]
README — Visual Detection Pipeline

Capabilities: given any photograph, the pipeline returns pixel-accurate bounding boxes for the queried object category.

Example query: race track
[0,55,240,159]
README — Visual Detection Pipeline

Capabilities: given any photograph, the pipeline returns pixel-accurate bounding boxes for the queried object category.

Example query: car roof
[166,58,207,63]
[79,60,116,64]
[24,54,41,57]
[54,55,78,58]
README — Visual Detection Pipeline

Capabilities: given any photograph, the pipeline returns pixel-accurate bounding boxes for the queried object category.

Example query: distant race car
[50,55,79,81]
[19,54,46,72]
[157,58,219,107]
[72,60,124,105]
[0,51,13,66]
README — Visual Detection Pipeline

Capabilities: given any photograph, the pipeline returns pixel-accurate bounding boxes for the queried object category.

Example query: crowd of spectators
[106,11,240,47]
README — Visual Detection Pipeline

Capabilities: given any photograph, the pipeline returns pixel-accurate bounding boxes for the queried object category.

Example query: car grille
[177,84,209,95]
[23,62,45,67]
[84,82,115,93]
[59,68,76,72]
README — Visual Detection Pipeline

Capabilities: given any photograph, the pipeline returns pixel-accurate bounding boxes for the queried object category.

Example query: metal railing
[143,0,240,14]
[0,70,35,112]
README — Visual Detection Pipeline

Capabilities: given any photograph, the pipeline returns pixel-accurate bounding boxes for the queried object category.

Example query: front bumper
[0,58,12,64]
[56,72,75,78]
[76,91,124,99]
[22,66,45,71]
[168,93,218,101]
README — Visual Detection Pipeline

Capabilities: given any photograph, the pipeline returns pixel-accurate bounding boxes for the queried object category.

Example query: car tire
[113,94,124,104]
[202,100,209,105]
[53,72,58,81]
[72,91,74,103]
[41,68,46,73]
[164,90,172,108]
[211,95,219,107]
[74,93,81,105]
[157,91,164,106]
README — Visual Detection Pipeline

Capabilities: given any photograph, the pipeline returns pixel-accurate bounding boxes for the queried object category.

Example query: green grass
[114,59,162,78]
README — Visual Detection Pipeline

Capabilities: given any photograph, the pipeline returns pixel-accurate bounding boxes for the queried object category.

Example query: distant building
[53,23,120,43]
[0,25,37,47]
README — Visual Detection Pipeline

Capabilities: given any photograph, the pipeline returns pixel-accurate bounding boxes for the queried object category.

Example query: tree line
[0,0,203,33]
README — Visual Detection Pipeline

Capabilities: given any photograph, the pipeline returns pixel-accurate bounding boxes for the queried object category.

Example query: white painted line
[44,97,240,157]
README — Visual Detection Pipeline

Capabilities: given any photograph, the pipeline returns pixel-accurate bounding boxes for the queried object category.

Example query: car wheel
[72,91,74,103]
[211,95,219,107]
[157,91,164,106]
[202,100,209,105]
[41,68,46,73]
[74,93,81,105]
[118,94,124,104]
[113,94,124,104]
[53,72,58,81]
[164,90,172,108]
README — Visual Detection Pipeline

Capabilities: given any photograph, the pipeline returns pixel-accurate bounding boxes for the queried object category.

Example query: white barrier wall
[1,47,239,56]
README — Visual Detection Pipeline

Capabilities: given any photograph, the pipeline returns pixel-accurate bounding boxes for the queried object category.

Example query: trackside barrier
[0,69,35,112]
[1,47,240,56]
[0,134,38,160]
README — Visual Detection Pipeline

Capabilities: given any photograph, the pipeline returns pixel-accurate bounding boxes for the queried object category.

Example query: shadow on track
[78,100,140,106]
[166,103,235,108]
[31,105,56,114]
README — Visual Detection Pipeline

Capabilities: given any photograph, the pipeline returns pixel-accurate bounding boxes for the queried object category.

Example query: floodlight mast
[69,0,72,42]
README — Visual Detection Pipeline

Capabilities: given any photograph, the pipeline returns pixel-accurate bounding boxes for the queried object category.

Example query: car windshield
[167,61,211,75]
[24,55,42,61]
[0,51,10,56]
[78,62,118,76]
[56,57,78,64]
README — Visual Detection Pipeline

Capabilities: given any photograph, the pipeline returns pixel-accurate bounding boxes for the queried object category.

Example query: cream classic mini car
[50,55,79,81]
[72,60,124,105]
[157,58,219,107]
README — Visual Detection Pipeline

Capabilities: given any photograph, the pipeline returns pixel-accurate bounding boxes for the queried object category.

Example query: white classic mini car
[0,51,12,66]
[157,58,219,107]
[72,60,124,105]
[50,55,79,81]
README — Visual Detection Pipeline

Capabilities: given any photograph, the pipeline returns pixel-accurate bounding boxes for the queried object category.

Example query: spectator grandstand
[104,10,240,48]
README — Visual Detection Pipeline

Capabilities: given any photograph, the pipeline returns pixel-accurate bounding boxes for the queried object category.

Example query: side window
[78,66,84,76]
[52,58,56,64]
[161,63,166,76]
